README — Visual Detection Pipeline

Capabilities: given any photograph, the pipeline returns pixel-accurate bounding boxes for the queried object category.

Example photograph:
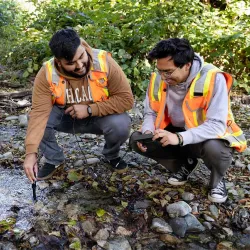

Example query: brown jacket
[25,40,134,154]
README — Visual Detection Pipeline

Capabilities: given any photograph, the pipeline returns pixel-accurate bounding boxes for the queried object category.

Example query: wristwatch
[87,105,92,117]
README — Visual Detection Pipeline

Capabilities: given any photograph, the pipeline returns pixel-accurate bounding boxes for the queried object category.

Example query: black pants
[129,125,234,188]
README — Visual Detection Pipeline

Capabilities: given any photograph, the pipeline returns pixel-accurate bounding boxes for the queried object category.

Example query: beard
[61,57,91,78]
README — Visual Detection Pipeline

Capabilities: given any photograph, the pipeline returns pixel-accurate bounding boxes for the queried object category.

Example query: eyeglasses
[157,66,180,78]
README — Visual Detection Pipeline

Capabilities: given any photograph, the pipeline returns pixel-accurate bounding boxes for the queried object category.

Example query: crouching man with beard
[24,28,134,182]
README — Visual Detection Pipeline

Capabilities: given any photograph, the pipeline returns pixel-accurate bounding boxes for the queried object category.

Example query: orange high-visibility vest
[148,63,247,152]
[43,49,111,106]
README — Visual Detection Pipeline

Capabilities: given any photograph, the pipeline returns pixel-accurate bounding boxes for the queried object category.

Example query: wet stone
[216,241,233,249]
[236,234,250,249]
[222,227,233,236]
[74,159,84,167]
[234,160,246,169]
[166,201,192,218]
[94,228,110,241]
[185,214,205,233]
[5,116,19,121]
[18,114,28,127]
[134,200,152,209]
[203,214,215,222]
[243,226,250,235]
[198,234,213,244]
[247,164,250,171]
[29,236,38,246]
[142,240,167,250]
[243,147,250,156]
[187,243,208,250]
[115,226,132,236]
[209,205,219,218]
[81,219,97,236]
[191,202,199,214]
[104,237,132,250]
[169,217,187,237]
[151,218,173,233]
[1,152,13,159]
[228,189,238,196]
[0,242,17,250]
[159,234,183,246]
[225,182,234,189]
[203,222,212,230]
[181,192,195,201]
[86,158,100,165]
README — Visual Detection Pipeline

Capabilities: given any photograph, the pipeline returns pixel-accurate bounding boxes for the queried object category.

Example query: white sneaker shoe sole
[208,194,228,203]
[167,178,188,186]
[167,159,202,186]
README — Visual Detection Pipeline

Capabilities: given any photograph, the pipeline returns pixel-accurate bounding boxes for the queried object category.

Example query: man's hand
[65,104,89,119]
[23,153,38,183]
[153,129,179,146]
[137,130,153,152]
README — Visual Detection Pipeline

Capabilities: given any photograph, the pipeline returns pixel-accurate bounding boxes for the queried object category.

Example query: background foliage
[0,0,249,96]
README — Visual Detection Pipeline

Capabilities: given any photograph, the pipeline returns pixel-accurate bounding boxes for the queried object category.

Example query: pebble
[243,226,250,235]
[134,200,152,209]
[80,133,97,139]
[234,160,246,168]
[18,114,28,127]
[209,205,219,218]
[228,189,238,196]
[166,201,192,218]
[86,158,100,165]
[203,222,212,230]
[94,228,109,241]
[191,204,199,214]
[181,192,194,201]
[222,227,234,236]
[29,236,38,246]
[243,147,250,156]
[216,241,233,250]
[73,159,84,167]
[81,220,97,236]
[115,226,133,236]
[185,214,205,233]
[203,214,215,222]
[104,238,132,250]
[5,116,19,121]
[1,152,13,159]
[151,218,173,233]
[169,217,187,237]
[159,234,183,245]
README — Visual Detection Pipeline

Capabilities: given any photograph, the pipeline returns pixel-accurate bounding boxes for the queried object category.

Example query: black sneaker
[37,162,64,180]
[108,157,128,174]
[208,179,228,203]
[167,158,200,186]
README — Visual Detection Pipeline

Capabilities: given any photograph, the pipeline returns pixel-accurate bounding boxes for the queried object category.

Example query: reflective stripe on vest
[88,49,110,101]
[44,58,66,106]
[148,64,247,152]
[44,49,110,105]
[148,72,170,129]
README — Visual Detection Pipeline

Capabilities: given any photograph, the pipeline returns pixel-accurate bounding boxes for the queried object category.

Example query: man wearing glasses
[130,38,246,203]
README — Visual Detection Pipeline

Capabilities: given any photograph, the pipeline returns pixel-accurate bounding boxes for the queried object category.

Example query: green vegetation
[0,0,249,96]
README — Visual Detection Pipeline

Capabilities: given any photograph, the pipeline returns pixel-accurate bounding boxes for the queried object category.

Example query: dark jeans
[39,106,131,165]
[129,125,234,188]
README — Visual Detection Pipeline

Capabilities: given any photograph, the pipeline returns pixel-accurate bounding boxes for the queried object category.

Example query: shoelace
[172,166,190,179]
[211,180,225,195]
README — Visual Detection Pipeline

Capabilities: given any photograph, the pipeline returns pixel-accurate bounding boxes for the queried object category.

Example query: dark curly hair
[49,28,81,61]
[147,38,195,68]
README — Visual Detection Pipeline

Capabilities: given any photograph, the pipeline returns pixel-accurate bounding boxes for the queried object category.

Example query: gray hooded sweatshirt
[141,53,228,146]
